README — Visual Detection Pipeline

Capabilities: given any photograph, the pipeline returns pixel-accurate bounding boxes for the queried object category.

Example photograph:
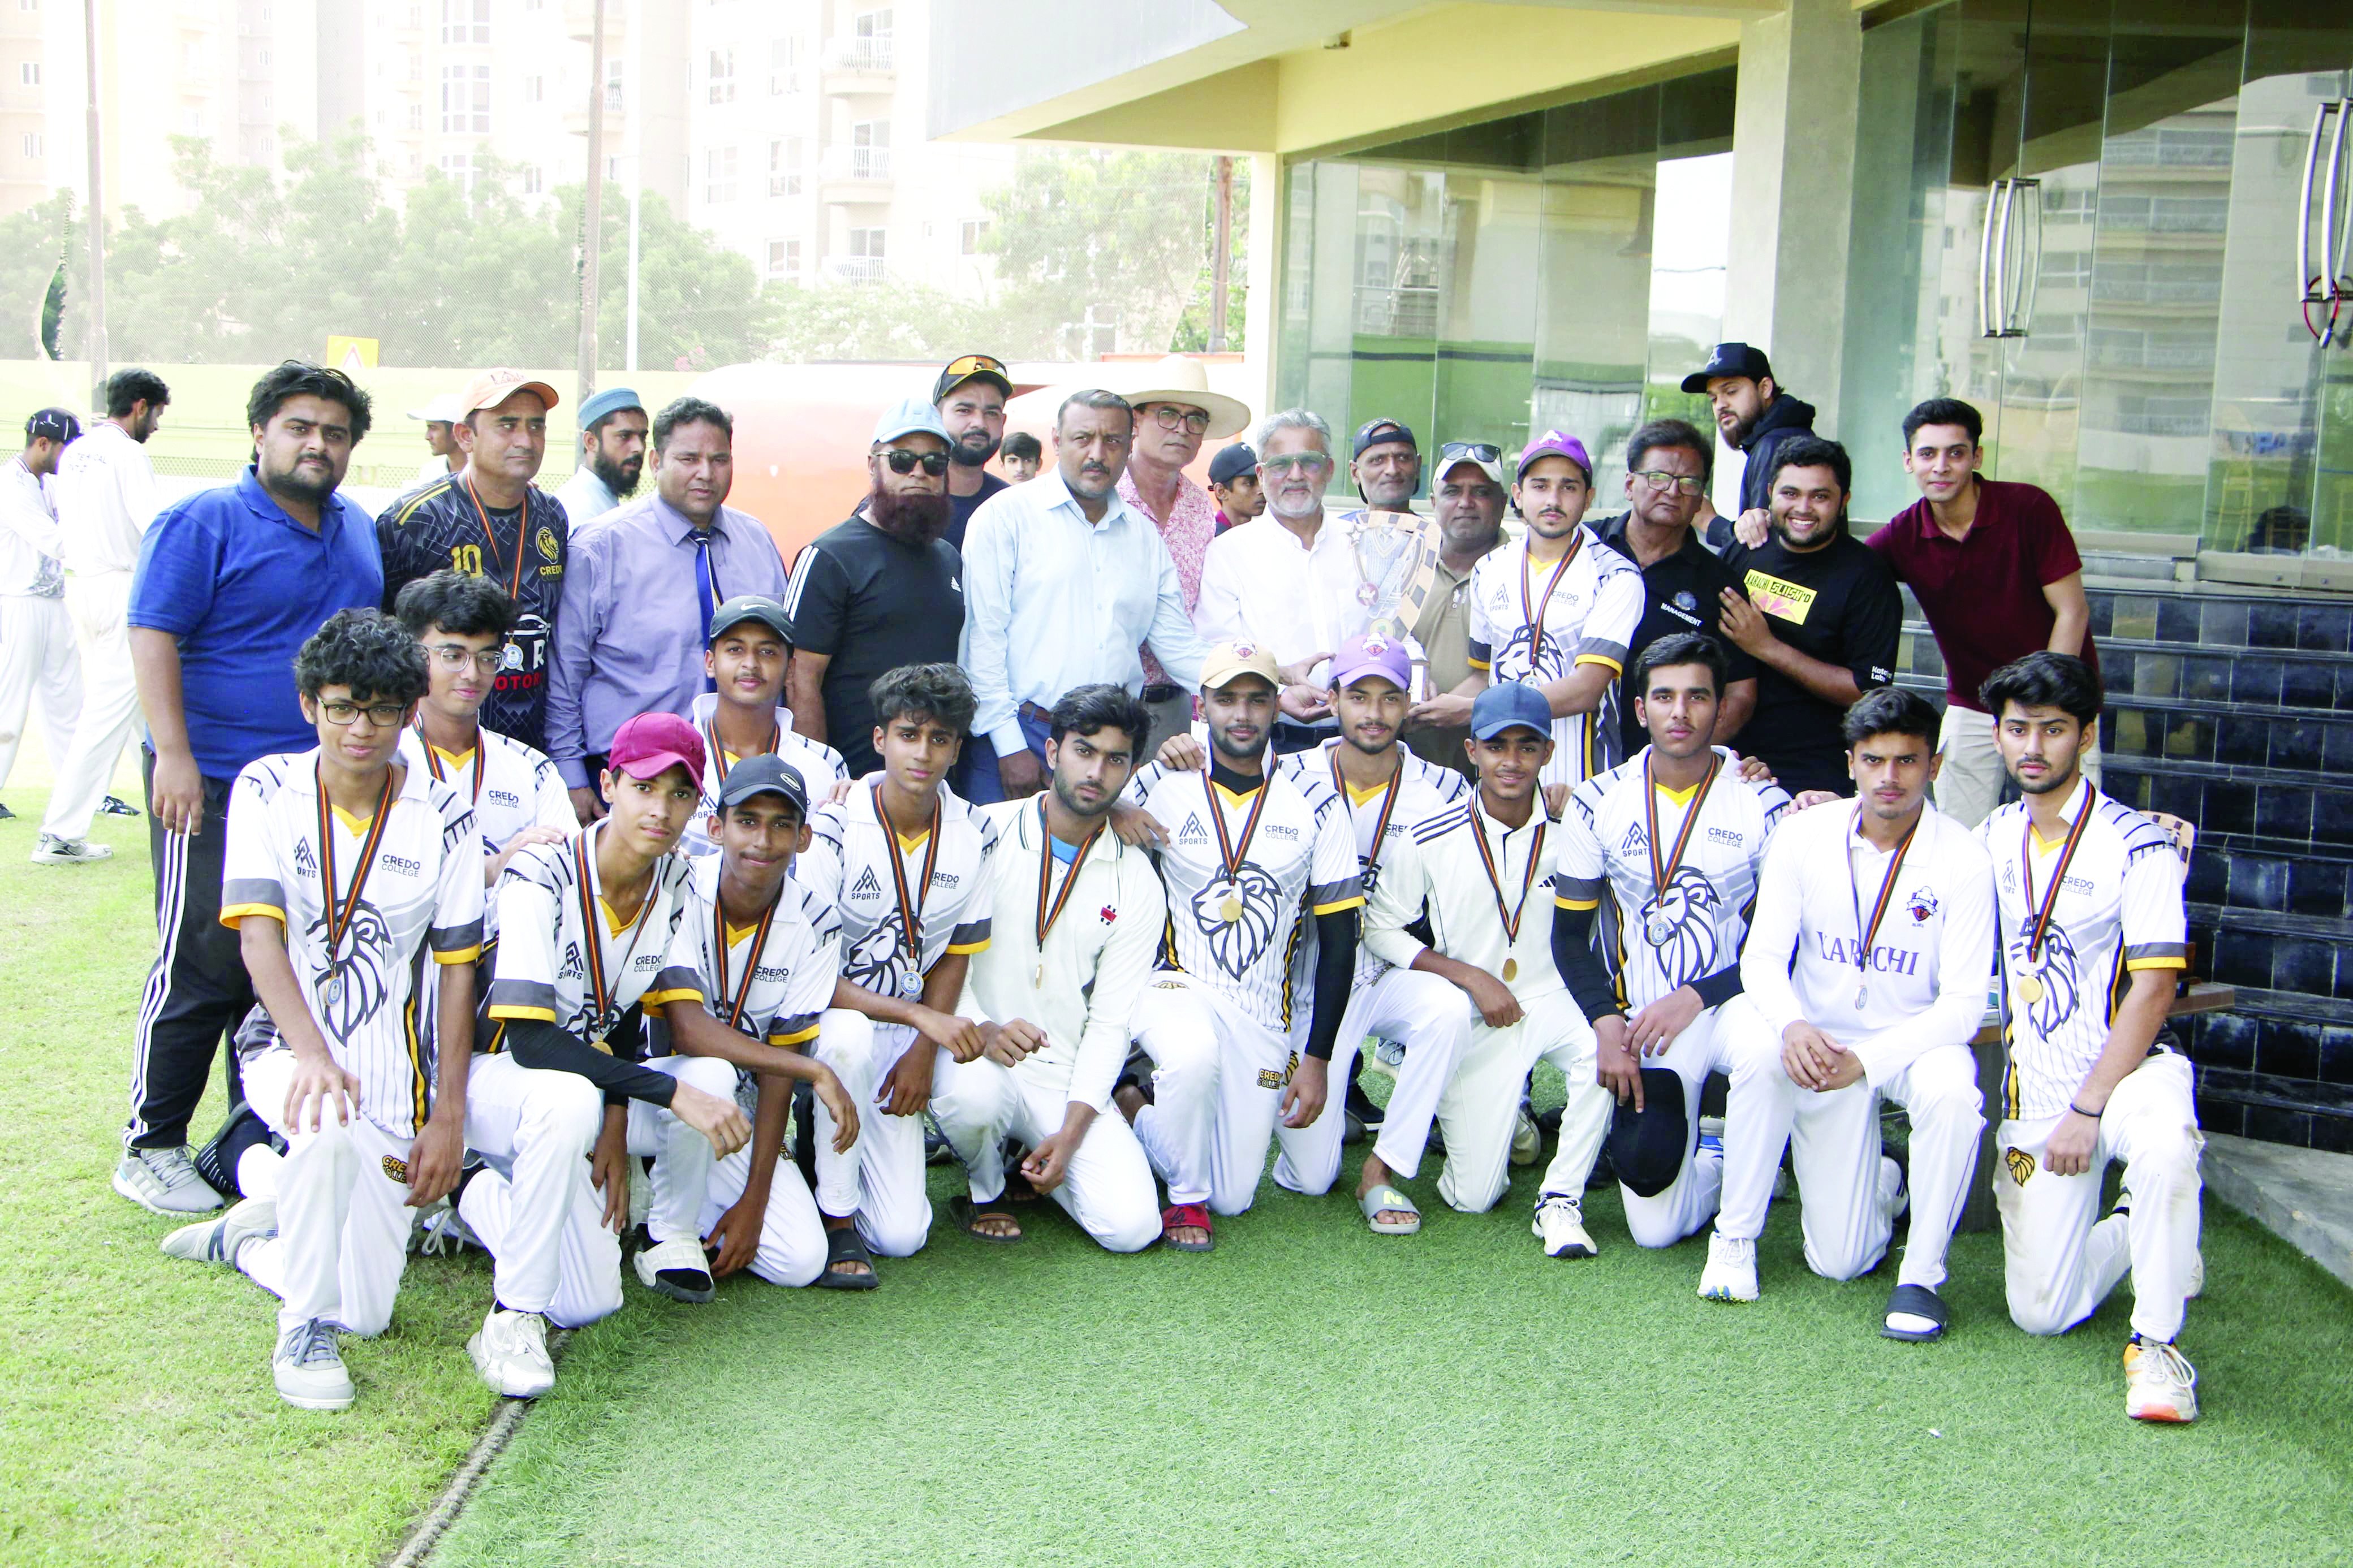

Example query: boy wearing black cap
[3,408,85,848]
[683,594,846,856]
[1207,443,1260,534]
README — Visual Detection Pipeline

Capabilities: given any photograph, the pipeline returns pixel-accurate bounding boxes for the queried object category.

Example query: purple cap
[1328,632,1413,693]
[1516,430,1592,481]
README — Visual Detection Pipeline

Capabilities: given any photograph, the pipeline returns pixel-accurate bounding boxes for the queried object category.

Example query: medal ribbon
[574,824,660,1040]
[873,780,942,971]
[412,719,484,804]
[1846,807,1920,988]
[1033,798,1106,952]
[1329,749,1405,871]
[2020,779,2096,964]
[462,473,529,600]
[710,885,780,1033]
[1469,804,1548,946]
[1519,530,1583,632]
[1203,768,1272,896]
[1644,753,1720,918]
[314,761,398,968]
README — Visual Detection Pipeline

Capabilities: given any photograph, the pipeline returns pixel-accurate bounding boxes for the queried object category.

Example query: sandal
[1357,1183,1420,1236]
[950,1194,1023,1245]
[1161,1201,1214,1252]
[815,1223,880,1290]
[1882,1282,1948,1342]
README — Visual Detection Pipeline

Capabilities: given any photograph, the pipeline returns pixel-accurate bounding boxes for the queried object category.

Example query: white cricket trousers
[0,592,80,794]
[1272,966,1473,1196]
[1935,702,2101,830]
[458,1052,623,1328]
[238,1048,416,1338]
[1130,973,1321,1215]
[932,1061,1161,1252]
[40,571,141,843]
[1997,1052,2201,1344]
[1445,991,1611,1215]
[807,1009,946,1256]
[1715,995,1984,1288]
[1621,1003,1733,1249]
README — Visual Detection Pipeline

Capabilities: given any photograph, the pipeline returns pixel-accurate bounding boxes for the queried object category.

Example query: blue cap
[1469,682,1553,741]
[1207,443,1256,486]
[873,396,952,446]
[577,386,643,430]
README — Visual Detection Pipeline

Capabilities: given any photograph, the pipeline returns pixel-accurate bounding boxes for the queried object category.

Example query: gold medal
[1219,895,1242,923]
[1502,957,1518,982]
[1034,962,1045,990]
[2016,972,2044,1005]
[1202,769,1270,934]
[2017,781,2095,1014]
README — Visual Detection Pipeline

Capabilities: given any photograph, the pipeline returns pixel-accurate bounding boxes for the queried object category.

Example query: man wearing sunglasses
[1584,420,1759,758]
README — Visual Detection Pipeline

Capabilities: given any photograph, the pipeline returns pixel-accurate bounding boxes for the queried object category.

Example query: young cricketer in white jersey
[1270,633,1472,1234]
[931,684,1167,1251]
[1119,642,1364,1249]
[463,713,751,1399]
[1363,681,1613,1249]
[1978,653,2201,1423]
[680,594,847,856]
[648,755,866,1291]
[165,611,483,1412]
[795,664,999,1276]
[1708,687,1994,1341]
[1553,634,1788,1252]
[1462,432,1645,789]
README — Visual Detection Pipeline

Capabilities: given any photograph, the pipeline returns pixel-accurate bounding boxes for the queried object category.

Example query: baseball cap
[607,712,705,782]
[1352,417,1416,460]
[1434,439,1505,487]
[1469,682,1552,741]
[25,408,80,443]
[1516,430,1592,482]
[407,392,465,424]
[1606,1069,1689,1198]
[933,353,1014,404]
[1199,640,1281,693]
[714,753,809,817]
[1328,633,1412,693]
[1679,342,1774,395]
[576,386,643,430]
[707,593,794,648]
[873,397,953,447]
[459,367,561,416]
[1207,443,1258,487]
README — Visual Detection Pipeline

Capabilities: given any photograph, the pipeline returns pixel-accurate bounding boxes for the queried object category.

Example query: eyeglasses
[319,698,408,728]
[1260,452,1332,476]
[428,643,504,673]
[883,448,951,476]
[1439,442,1501,463]
[1634,469,1708,496]
[1146,405,1212,435]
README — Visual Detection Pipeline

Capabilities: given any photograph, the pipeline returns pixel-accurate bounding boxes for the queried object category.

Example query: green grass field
[3,754,2350,1567]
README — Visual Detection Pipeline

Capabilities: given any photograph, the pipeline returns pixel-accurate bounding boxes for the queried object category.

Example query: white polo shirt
[1466,528,1645,787]
[798,777,996,1001]
[1276,737,1468,986]
[485,820,700,1051]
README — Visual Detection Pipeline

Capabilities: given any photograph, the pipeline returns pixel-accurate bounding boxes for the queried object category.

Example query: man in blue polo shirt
[115,361,383,1215]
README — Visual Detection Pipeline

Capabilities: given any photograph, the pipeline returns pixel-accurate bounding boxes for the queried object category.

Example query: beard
[869,479,952,545]
[592,451,643,499]
[951,427,1001,468]
[261,453,339,506]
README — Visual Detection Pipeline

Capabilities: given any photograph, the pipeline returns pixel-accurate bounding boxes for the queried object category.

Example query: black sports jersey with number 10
[376,476,571,753]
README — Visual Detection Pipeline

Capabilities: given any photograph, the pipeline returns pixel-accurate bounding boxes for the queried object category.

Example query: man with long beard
[783,400,963,780]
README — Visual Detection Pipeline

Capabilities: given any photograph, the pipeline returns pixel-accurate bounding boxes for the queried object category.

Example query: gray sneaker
[31,833,112,865]
[114,1146,226,1215]
[272,1319,355,1410]
[161,1195,278,1265]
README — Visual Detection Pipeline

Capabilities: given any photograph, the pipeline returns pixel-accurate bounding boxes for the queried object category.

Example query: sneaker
[114,1146,225,1215]
[272,1318,355,1410]
[417,1200,482,1258]
[1699,1230,1759,1303]
[1510,1107,1542,1167]
[469,1307,556,1399]
[99,794,140,818]
[634,1236,717,1303]
[1696,1116,1726,1159]
[160,1195,277,1265]
[1878,1152,1910,1222]
[1531,1193,1598,1259]
[32,833,112,864]
[2123,1338,2198,1423]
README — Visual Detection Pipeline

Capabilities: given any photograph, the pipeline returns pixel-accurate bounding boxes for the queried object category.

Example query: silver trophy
[1343,508,1441,698]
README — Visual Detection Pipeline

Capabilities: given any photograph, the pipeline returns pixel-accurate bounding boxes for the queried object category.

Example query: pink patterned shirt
[1119,466,1217,688]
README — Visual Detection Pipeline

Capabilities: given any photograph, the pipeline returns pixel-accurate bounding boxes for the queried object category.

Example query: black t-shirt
[1717,530,1902,798]
[946,470,1007,552]
[376,475,570,751]
[1588,511,1761,757]
[785,515,966,778]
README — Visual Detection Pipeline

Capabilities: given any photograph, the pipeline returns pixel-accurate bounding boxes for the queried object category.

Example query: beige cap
[1199,640,1281,692]
[459,368,561,416]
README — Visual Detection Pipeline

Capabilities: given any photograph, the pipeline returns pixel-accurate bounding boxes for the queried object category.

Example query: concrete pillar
[1722,0,1863,442]
[1240,151,1281,430]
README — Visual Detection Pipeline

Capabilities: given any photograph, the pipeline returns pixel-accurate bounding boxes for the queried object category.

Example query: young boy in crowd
[681,594,846,855]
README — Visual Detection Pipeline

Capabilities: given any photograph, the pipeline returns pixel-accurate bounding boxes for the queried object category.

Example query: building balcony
[817,145,891,202]
[820,34,894,92]
[827,256,885,284]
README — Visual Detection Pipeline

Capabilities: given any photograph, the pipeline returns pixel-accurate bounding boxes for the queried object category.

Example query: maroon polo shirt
[1868,478,2098,712]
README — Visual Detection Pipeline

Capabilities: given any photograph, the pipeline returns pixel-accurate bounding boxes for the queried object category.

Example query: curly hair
[294,609,429,705]
[869,663,978,737]
[393,569,517,641]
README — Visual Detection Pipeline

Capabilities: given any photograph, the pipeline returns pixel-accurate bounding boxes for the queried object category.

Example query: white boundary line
[382,1330,572,1568]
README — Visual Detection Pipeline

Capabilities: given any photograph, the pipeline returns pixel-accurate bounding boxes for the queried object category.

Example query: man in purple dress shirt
[546,396,788,822]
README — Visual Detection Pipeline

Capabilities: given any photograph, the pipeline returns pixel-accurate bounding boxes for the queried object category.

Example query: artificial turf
[6,757,2349,1567]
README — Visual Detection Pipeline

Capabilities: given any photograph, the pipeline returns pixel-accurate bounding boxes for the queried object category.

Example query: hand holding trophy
[1343,509,1441,698]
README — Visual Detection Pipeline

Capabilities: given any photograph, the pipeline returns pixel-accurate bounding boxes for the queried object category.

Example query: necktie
[694,531,717,692]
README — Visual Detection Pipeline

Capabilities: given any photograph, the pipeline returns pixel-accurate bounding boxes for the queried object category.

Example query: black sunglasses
[1440,441,1502,462]
[883,448,951,476]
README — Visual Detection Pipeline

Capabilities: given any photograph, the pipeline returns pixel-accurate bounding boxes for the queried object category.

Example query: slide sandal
[815,1224,880,1290]
[1358,1183,1421,1236]
[950,1194,1023,1245]
[1882,1282,1949,1341]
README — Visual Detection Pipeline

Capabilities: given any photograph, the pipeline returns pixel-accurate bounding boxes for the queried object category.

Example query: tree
[756,278,992,364]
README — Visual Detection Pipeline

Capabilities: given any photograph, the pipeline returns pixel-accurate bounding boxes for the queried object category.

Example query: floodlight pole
[577,0,607,409]
[83,0,108,388]
[624,0,641,374]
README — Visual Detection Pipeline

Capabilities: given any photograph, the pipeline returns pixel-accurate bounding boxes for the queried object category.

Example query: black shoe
[0,802,14,820]
[923,1122,955,1167]
[100,794,140,818]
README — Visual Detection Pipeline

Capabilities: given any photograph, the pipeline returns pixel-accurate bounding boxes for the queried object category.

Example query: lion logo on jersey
[1498,623,1567,684]
[1191,866,1285,978]
[2007,921,2081,1036]
[2005,1146,2037,1185]
[1639,866,1723,987]
[843,918,920,998]
[307,902,393,1037]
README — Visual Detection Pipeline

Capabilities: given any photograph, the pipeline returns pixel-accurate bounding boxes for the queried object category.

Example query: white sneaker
[2124,1338,2198,1423]
[2186,1249,2205,1301]
[160,1195,277,1265]
[1509,1107,1541,1167]
[1878,1153,1910,1221]
[1699,1230,1759,1303]
[31,833,112,864]
[114,1146,225,1215]
[469,1308,557,1399]
[1531,1193,1597,1259]
[272,1319,355,1411]
[634,1236,717,1303]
